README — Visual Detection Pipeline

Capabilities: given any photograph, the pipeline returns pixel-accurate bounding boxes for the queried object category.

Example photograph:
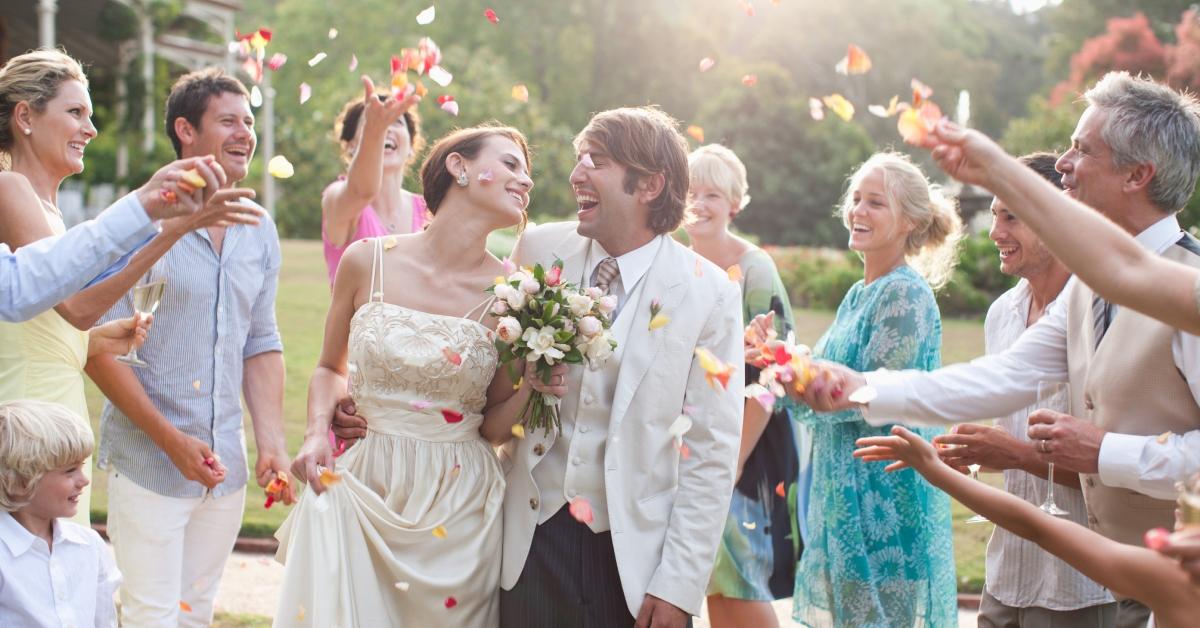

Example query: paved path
[211,550,979,626]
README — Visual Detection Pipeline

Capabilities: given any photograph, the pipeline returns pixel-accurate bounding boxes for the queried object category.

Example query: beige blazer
[499,222,745,617]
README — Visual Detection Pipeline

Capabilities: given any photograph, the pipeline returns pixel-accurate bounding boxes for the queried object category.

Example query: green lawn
[86,239,994,591]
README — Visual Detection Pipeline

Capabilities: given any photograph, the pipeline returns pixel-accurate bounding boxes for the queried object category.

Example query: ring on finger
[1039,439,1049,453]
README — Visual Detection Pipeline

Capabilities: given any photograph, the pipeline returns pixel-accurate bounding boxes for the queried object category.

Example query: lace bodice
[346,239,499,442]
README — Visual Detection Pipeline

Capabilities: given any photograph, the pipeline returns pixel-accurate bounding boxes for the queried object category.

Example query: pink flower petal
[299,83,312,105]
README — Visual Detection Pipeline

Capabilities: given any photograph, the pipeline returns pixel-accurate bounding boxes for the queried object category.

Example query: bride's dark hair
[419,122,531,214]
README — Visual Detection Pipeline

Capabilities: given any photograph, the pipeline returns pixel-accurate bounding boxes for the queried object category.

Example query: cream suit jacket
[499,221,745,617]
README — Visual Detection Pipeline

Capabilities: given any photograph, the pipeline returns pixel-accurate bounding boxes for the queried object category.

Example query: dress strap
[368,238,386,303]
[463,295,496,322]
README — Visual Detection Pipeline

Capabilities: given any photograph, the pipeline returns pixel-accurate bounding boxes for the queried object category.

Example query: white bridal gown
[274,239,504,627]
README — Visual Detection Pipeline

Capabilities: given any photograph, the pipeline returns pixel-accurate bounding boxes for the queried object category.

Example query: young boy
[0,400,120,627]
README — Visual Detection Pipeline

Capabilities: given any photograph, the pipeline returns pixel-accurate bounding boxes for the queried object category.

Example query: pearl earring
[456,170,469,187]
[23,128,31,136]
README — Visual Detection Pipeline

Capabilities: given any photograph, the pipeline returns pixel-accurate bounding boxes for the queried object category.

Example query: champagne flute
[116,266,165,368]
[964,459,990,524]
[1179,471,1200,530]
[1036,381,1070,516]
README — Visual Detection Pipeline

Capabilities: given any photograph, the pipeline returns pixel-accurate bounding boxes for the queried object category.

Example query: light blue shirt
[99,202,283,498]
[0,193,157,322]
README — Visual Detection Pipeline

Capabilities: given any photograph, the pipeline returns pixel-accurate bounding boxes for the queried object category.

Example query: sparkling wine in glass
[116,269,165,368]
[1036,381,1070,517]
[1179,471,1200,530]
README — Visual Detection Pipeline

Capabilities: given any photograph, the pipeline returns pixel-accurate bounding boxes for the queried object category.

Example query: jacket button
[1086,477,1095,488]
[529,498,538,510]
[533,444,545,456]
[1084,395,1095,410]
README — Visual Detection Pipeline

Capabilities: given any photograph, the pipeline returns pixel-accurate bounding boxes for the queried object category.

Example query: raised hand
[853,425,940,473]
[162,187,262,236]
[927,119,1011,189]
[136,156,227,220]
[360,75,421,136]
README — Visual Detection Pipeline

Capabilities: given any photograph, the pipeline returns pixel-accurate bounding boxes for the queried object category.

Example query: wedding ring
[1039,439,1049,453]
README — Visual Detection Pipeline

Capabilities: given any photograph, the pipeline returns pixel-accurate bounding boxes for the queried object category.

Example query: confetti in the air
[328,28,338,39]
[307,52,327,67]
[776,481,786,498]
[807,97,826,122]
[484,8,500,24]
[266,53,287,71]
[868,95,902,118]
[834,44,872,75]
[742,74,758,87]
[580,153,596,169]
[687,125,705,143]
[417,6,436,25]
[442,409,464,424]
[249,85,263,107]
[319,468,342,487]
[727,264,743,282]
[299,83,312,104]
[348,54,358,71]
[438,94,459,116]
[511,424,526,439]
[698,57,716,72]
[432,525,448,538]
[268,155,295,179]
[428,65,453,87]
[478,169,494,182]
[821,94,855,122]
[180,601,193,613]
[512,84,530,103]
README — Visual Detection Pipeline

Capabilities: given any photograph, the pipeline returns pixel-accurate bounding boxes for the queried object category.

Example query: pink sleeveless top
[321,180,430,284]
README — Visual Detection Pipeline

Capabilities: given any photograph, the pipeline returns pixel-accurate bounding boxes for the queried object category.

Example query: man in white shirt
[798,72,1200,628]
[0,156,257,322]
[936,153,1115,627]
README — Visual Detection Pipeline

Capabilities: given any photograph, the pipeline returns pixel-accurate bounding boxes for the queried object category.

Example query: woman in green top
[683,144,805,628]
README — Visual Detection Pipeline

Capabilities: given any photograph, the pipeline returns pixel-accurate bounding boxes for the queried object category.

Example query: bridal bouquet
[490,260,618,435]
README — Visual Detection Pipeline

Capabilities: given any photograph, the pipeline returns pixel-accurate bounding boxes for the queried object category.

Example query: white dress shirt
[1,193,157,322]
[981,279,1114,610]
[0,512,121,628]
[863,214,1200,499]
[585,235,664,319]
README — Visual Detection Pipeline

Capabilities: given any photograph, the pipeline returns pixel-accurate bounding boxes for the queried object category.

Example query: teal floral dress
[707,248,806,601]
[786,265,956,627]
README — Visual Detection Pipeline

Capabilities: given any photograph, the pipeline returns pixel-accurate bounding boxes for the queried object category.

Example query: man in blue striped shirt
[86,68,295,628]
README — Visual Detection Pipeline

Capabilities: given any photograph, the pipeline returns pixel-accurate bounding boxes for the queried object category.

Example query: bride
[274,122,564,627]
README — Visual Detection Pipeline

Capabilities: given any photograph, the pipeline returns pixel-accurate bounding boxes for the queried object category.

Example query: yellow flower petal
[511,424,526,439]
[268,155,295,179]
[432,525,448,539]
[648,314,671,330]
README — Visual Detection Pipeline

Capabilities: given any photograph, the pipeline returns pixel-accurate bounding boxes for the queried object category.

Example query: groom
[499,107,744,627]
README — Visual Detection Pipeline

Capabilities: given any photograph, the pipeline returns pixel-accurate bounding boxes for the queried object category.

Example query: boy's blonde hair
[0,400,93,512]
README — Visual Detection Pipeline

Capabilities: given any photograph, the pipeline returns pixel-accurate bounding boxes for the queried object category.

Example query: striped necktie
[594,257,620,295]
[1092,292,1112,350]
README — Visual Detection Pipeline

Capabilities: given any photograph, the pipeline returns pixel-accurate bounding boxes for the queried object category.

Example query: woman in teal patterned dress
[784,152,961,627]
[684,144,805,628]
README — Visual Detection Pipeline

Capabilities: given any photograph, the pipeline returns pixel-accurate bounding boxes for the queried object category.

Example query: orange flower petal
[511,84,529,103]
[180,601,193,613]
[821,94,854,122]
[686,125,705,143]
[432,525,448,538]
[318,468,342,487]
[727,264,743,282]
[834,44,872,75]
[442,347,463,365]
[775,481,786,498]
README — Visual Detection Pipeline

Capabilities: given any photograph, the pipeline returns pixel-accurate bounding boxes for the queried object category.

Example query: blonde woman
[684,144,802,628]
[782,152,961,627]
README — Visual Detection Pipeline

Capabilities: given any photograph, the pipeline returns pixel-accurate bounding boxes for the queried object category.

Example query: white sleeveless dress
[274,239,504,627]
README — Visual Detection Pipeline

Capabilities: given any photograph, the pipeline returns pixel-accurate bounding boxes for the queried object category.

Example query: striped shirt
[98,202,283,498]
[982,279,1113,610]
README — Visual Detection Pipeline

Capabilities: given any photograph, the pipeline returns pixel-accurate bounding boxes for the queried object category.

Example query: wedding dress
[274,238,504,627]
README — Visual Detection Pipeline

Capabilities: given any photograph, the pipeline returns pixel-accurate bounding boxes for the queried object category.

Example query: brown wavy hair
[419,122,531,216]
[574,107,690,234]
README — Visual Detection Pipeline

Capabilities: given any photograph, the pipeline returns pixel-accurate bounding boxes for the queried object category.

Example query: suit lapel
[609,240,690,430]
[552,236,591,287]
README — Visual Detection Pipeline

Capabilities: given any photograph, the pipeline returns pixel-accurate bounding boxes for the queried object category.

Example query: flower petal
[318,468,342,487]
[432,525,448,538]
[417,6,436,25]
[512,84,530,103]
[569,497,595,524]
[727,264,743,282]
[266,53,287,71]
[442,409,464,423]
[307,52,327,67]
[268,155,295,179]
[299,83,312,105]
[580,153,596,169]
[686,125,704,143]
[699,57,715,72]
[834,44,872,75]
[511,424,526,439]
[428,65,453,87]
[442,347,462,365]
[821,94,854,122]
[809,97,825,121]
[484,8,499,24]
[648,314,671,330]
[741,74,758,87]
[348,54,358,71]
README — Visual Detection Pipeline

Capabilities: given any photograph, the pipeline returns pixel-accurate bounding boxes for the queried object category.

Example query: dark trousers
[1114,599,1152,628]
[500,505,636,628]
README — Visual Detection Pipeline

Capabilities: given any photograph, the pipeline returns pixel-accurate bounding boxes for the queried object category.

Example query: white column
[261,71,276,218]
[140,7,155,153]
[37,0,58,48]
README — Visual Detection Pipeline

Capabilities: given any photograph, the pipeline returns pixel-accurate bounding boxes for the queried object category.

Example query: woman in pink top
[322,77,427,284]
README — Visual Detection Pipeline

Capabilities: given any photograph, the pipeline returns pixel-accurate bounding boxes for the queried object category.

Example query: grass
[85,239,993,592]
[213,612,272,627]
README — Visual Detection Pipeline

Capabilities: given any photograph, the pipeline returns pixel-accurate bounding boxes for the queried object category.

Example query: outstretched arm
[855,426,1195,609]
[927,120,1200,335]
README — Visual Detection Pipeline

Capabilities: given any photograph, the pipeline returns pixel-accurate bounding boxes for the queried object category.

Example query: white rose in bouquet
[491,299,509,315]
[522,326,566,364]
[567,293,594,317]
[519,276,542,295]
[585,286,604,300]
[577,315,602,338]
[597,295,618,315]
[502,286,527,310]
[496,316,523,343]
[584,334,614,367]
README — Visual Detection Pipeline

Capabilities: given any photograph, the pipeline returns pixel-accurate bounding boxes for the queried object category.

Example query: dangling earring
[456,170,469,187]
